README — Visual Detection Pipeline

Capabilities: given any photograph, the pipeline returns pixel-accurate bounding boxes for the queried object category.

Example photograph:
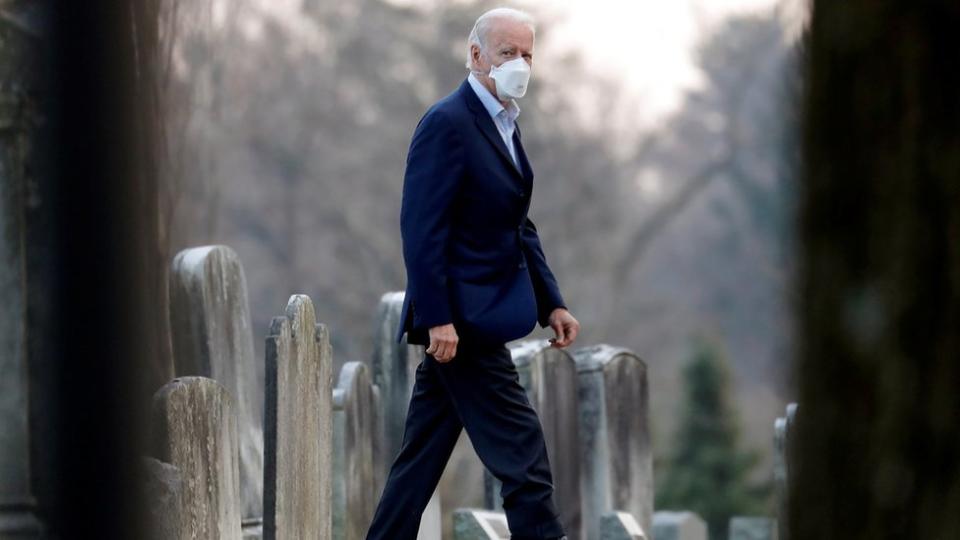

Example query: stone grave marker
[574,345,652,539]
[332,361,377,540]
[141,457,183,540]
[152,376,241,540]
[600,511,648,540]
[452,508,510,540]
[773,403,797,540]
[263,295,333,540]
[0,157,43,536]
[652,511,707,540]
[170,245,263,533]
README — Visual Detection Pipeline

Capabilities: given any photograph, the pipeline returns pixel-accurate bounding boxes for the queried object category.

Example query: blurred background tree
[656,337,769,540]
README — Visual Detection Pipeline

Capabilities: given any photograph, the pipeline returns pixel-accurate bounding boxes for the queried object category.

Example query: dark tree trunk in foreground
[792,1,960,539]
[6,1,167,537]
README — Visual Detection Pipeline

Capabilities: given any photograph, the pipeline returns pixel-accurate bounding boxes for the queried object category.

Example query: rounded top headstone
[572,344,644,373]
[509,339,554,367]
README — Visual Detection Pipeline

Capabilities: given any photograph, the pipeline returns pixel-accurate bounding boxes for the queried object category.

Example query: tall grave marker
[170,245,264,534]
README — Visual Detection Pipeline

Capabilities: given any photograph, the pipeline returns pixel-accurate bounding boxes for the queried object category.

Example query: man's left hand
[547,307,580,348]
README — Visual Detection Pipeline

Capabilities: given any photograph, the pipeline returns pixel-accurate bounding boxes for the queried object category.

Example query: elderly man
[365,7,579,540]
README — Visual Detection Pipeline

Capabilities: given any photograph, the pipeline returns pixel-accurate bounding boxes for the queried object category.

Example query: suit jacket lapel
[474,115,524,179]
[513,124,533,185]
[460,78,525,180]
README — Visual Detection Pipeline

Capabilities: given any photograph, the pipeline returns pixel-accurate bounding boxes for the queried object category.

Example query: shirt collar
[467,72,520,123]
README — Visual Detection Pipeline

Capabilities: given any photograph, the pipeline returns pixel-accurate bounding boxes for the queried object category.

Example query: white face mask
[488,56,531,100]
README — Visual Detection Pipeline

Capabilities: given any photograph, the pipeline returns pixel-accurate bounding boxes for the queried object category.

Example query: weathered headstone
[0,114,43,536]
[371,292,423,460]
[574,345,652,539]
[369,291,441,540]
[418,495,442,540]
[152,376,241,540]
[652,511,707,540]
[773,403,796,540]
[169,245,264,534]
[729,517,778,540]
[332,361,377,540]
[263,295,333,540]
[483,472,501,511]
[141,457,183,540]
[600,511,648,540]
[452,508,510,540]
[370,383,385,492]
[484,339,583,539]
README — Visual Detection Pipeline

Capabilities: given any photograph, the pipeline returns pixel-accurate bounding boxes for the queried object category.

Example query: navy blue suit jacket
[395,77,567,346]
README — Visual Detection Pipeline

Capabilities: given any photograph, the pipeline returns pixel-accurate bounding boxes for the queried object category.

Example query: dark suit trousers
[364,337,566,540]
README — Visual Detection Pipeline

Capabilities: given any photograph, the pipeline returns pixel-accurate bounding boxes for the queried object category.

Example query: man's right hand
[426,323,459,363]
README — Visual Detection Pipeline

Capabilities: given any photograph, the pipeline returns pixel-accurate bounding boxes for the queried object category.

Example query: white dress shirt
[467,71,521,168]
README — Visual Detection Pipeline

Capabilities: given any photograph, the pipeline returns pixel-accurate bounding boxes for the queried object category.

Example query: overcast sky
[244,0,804,129]
[541,0,801,126]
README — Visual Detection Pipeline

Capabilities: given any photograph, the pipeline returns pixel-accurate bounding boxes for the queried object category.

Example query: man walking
[365,7,580,540]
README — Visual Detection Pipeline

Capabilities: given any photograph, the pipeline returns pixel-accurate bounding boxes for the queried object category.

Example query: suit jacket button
[519,190,525,197]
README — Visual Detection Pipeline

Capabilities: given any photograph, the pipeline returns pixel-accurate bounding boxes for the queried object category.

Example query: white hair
[464,7,536,70]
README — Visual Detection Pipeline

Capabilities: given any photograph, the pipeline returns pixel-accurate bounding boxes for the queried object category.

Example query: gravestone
[452,508,510,540]
[729,517,778,540]
[0,106,43,536]
[773,403,797,540]
[169,245,263,534]
[371,292,424,461]
[152,376,241,540]
[332,361,377,540]
[600,511,648,540]
[369,291,440,540]
[263,295,333,540]
[484,339,583,539]
[370,383,385,494]
[418,495,442,540]
[574,345,652,539]
[652,511,707,540]
[141,457,183,540]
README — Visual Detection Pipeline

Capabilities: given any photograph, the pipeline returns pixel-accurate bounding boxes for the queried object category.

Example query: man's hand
[426,323,459,362]
[547,308,580,348]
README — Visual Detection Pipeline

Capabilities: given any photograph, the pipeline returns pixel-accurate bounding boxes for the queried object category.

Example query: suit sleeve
[399,108,464,330]
[520,215,567,327]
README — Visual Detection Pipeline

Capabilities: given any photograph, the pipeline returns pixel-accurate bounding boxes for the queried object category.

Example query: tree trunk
[792,1,960,539]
